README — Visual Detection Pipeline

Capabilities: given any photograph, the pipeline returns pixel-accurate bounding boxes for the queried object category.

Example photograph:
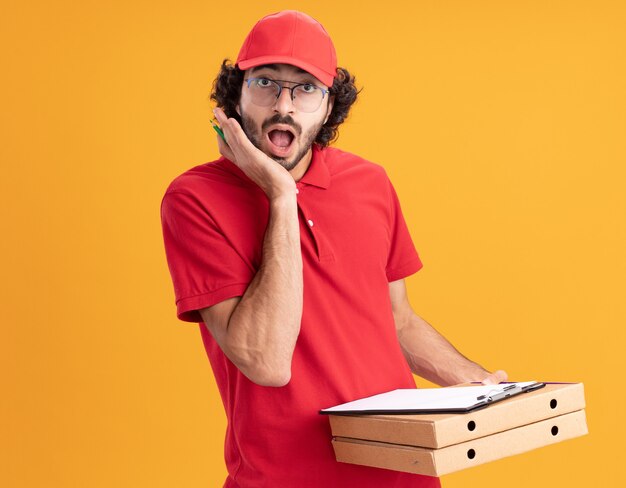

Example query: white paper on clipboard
[320,381,544,415]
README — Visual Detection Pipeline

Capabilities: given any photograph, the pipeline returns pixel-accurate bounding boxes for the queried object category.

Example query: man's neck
[288,148,314,182]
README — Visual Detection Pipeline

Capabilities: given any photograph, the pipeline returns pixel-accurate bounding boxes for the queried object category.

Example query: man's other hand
[480,370,509,385]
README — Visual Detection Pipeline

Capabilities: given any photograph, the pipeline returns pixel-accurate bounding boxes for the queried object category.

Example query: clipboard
[320,381,546,415]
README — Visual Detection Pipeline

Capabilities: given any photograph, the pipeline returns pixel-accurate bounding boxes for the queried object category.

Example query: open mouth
[266,126,296,157]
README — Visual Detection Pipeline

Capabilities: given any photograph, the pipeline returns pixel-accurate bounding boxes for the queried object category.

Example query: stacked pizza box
[327,383,587,476]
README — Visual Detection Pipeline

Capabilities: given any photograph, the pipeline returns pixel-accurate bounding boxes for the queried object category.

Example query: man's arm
[198,108,302,388]
[389,279,507,386]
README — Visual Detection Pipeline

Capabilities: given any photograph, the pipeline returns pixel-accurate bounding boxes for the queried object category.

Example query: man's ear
[324,96,334,124]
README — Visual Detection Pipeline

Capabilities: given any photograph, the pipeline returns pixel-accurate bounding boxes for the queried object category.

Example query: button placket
[297,191,334,262]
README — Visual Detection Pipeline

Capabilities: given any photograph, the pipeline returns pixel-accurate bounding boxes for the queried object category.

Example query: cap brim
[237,55,335,88]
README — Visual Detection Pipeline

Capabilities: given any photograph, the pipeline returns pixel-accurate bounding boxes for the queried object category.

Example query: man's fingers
[213,107,257,156]
[481,369,509,385]
[216,133,236,162]
[213,107,246,161]
[213,106,228,125]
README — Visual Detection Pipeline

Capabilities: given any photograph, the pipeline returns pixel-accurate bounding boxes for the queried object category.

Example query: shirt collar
[298,144,330,189]
[219,144,331,190]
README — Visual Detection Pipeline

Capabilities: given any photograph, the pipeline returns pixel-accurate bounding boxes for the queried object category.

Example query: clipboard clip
[476,382,545,404]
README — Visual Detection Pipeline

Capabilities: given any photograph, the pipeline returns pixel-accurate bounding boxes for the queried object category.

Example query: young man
[160,10,506,488]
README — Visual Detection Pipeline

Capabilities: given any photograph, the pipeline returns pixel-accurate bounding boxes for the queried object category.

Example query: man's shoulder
[163,157,251,197]
[322,146,390,181]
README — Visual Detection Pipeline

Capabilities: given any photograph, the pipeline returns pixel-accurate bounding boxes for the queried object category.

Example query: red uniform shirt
[160,145,440,488]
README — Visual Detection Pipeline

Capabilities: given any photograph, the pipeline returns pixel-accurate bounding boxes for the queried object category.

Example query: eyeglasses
[244,77,329,113]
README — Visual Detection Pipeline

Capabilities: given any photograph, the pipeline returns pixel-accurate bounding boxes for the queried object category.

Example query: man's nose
[273,86,295,115]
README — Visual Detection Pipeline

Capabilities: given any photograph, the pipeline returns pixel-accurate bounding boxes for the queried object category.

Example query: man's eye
[301,84,316,93]
[257,78,272,87]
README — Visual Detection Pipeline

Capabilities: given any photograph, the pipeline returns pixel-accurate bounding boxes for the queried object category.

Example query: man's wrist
[269,191,298,207]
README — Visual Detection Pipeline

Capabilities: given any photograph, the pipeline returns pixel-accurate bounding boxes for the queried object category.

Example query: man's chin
[271,156,299,172]
[264,146,303,171]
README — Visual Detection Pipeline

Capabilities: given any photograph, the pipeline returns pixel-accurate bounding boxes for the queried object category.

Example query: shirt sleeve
[384,177,423,282]
[160,190,254,323]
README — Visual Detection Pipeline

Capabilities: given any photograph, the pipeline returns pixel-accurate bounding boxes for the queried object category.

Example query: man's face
[236,64,333,172]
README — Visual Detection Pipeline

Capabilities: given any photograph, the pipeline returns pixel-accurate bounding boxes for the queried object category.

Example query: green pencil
[210,118,226,141]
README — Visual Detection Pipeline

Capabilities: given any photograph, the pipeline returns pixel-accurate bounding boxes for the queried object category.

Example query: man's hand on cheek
[213,107,296,200]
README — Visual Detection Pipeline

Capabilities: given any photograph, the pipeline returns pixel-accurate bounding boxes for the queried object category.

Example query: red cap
[236,10,337,87]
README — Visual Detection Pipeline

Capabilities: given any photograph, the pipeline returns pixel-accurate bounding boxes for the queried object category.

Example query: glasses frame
[244,77,330,112]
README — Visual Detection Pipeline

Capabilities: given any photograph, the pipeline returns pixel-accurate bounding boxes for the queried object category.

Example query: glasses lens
[248,79,280,106]
[292,85,324,113]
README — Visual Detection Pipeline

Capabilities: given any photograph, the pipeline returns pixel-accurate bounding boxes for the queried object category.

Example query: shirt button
[307,219,314,227]
[295,189,299,194]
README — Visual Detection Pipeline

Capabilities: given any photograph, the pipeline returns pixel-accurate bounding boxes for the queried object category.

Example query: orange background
[2,1,624,486]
